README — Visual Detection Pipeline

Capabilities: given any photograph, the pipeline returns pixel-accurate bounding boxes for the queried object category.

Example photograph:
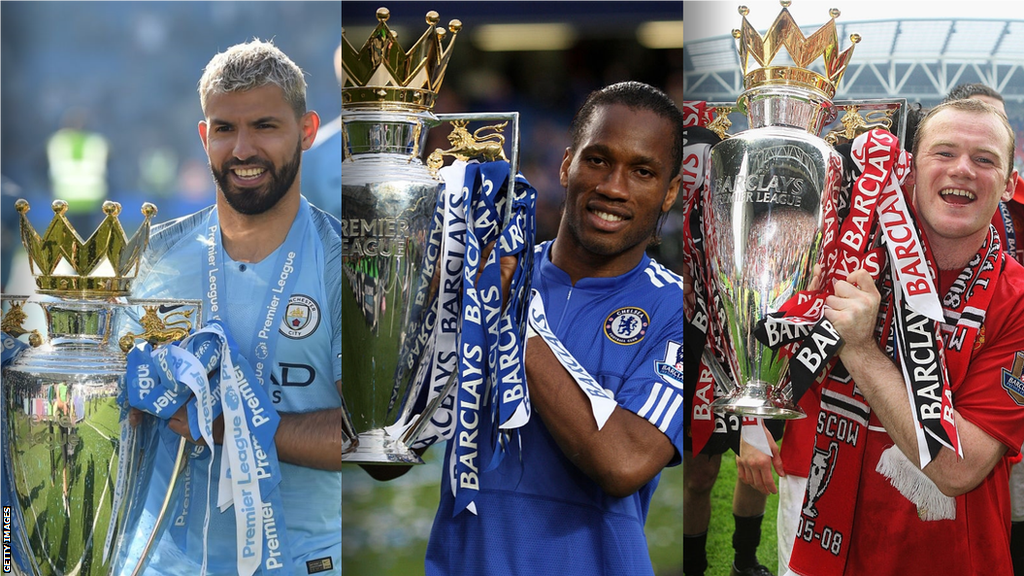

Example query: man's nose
[595,166,629,200]
[950,153,976,178]
[232,128,257,161]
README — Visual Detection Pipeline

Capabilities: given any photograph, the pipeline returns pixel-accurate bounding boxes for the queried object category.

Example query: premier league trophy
[704,3,857,418]
[341,7,525,463]
[1,200,192,575]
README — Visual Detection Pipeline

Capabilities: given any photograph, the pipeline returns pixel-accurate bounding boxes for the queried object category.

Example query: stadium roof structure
[684,18,1024,105]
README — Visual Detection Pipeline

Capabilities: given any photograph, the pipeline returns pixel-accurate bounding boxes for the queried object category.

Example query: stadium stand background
[683,14,1024,172]
[1,1,342,289]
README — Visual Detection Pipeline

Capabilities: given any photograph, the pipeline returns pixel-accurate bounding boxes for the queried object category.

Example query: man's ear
[198,120,210,152]
[301,111,321,151]
[1002,170,1020,202]
[559,148,573,189]
[662,173,682,213]
[904,165,917,205]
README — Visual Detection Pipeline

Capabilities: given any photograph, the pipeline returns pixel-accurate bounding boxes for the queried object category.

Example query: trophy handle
[122,298,203,352]
[1,295,43,347]
[433,111,521,225]
[399,371,458,448]
[702,348,736,398]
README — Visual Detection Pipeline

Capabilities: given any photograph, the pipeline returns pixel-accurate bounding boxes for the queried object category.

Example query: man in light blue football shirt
[129,40,341,576]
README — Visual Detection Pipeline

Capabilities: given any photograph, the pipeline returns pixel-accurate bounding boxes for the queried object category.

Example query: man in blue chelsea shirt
[371,81,686,576]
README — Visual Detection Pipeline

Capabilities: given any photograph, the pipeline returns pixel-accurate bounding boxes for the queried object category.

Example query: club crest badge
[655,340,686,389]
[280,294,321,339]
[1001,351,1024,406]
[604,307,649,345]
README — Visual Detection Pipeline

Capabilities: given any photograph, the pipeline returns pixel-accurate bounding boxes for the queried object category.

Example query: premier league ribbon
[1,330,28,365]
[388,160,535,516]
[763,128,957,465]
[873,165,959,466]
[407,162,470,449]
[450,161,535,516]
[997,201,1018,259]
[202,201,308,576]
[126,322,292,576]
[526,290,618,430]
[492,172,536,435]
[125,199,312,576]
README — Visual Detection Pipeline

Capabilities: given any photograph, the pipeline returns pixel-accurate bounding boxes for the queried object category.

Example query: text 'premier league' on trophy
[341,6,537,468]
[1,200,200,575]
[701,2,862,419]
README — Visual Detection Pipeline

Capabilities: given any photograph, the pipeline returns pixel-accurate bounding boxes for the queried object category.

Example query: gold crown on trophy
[733,1,860,99]
[16,199,157,297]
[342,7,462,111]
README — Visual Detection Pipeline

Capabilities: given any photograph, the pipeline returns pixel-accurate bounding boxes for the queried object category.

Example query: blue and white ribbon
[411,161,470,448]
[449,162,536,516]
[384,160,536,516]
[123,201,311,576]
[201,202,308,576]
[126,323,292,576]
[526,290,617,429]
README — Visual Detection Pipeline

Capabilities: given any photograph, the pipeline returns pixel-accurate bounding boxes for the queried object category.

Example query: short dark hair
[944,83,1004,105]
[569,81,684,179]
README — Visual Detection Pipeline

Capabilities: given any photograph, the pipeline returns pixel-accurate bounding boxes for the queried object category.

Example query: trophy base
[711,381,806,420]
[342,429,425,465]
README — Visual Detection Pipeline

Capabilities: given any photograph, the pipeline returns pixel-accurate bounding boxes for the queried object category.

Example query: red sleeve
[952,261,1024,457]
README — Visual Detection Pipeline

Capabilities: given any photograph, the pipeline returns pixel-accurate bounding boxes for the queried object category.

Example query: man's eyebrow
[250,116,282,125]
[208,116,282,126]
[582,143,663,168]
[931,139,1003,158]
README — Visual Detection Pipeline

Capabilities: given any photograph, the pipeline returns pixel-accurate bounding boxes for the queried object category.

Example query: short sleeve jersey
[425,242,687,576]
[841,257,1024,576]
[130,198,342,575]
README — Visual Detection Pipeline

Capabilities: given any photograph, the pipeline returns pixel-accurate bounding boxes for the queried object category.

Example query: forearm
[839,342,924,465]
[841,342,1006,495]
[525,338,674,497]
[274,408,344,471]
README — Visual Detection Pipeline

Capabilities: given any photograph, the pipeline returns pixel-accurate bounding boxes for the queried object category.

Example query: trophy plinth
[711,380,804,419]
[2,199,190,575]
[343,429,425,465]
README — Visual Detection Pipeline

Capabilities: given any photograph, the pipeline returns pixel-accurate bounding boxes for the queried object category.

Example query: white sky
[685,0,1024,43]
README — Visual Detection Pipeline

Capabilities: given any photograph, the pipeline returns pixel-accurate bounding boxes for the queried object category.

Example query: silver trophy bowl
[2,296,188,576]
[340,108,520,464]
[341,108,442,464]
[704,85,842,419]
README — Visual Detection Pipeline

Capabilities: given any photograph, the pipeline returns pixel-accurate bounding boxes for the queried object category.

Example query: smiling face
[199,84,317,215]
[554,103,681,279]
[911,106,1017,267]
